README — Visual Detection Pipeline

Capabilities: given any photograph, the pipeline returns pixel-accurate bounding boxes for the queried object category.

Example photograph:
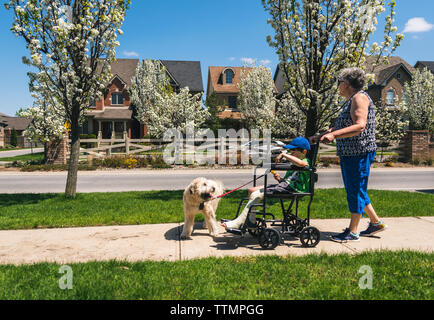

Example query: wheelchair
[223,143,321,249]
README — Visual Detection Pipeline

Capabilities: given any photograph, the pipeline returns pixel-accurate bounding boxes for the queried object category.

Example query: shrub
[149,155,171,168]
[423,158,433,166]
[320,156,340,167]
[124,157,138,169]
[385,161,394,167]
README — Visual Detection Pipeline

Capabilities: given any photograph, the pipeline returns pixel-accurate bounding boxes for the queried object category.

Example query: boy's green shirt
[282,158,311,193]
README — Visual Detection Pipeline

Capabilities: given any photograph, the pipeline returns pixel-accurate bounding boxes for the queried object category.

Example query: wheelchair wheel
[258,228,280,249]
[300,226,320,248]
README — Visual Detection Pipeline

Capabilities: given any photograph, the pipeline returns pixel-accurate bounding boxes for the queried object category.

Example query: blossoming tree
[374,102,408,161]
[273,93,306,138]
[130,59,208,138]
[237,65,276,133]
[262,0,403,137]
[400,68,434,135]
[6,0,130,198]
[18,93,66,159]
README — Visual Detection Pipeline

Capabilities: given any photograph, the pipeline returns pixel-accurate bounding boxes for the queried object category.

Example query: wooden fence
[78,137,261,159]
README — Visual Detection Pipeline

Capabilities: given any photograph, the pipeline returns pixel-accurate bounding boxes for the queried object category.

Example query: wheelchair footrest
[225,228,243,236]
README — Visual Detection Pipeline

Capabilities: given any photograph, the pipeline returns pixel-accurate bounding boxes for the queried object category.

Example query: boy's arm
[276,153,309,167]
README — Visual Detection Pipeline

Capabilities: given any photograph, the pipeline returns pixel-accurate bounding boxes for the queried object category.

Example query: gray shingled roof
[109,58,139,87]
[415,61,434,74]
[0,116,32,131]
[161,60,203,92]
[105,59,203,93]
[365,56,414,85]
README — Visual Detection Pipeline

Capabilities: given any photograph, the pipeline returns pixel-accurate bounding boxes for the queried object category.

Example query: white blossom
[237,65,276,132]
[401,68,434,134]
[6,0,130,197]
[131,59,209,138]
[263,0,403,136]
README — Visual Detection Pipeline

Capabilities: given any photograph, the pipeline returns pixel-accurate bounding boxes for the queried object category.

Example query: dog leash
[200,169,272,208]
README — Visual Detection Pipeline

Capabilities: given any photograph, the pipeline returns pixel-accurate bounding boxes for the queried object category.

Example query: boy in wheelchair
[221,137,311,231]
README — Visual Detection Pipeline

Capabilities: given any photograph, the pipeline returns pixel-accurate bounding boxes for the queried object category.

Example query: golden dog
[181,177,224,239]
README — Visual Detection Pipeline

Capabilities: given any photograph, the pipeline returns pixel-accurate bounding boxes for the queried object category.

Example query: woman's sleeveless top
[335,91,377,157]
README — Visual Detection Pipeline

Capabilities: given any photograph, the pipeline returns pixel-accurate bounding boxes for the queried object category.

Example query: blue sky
[1,0,433,116]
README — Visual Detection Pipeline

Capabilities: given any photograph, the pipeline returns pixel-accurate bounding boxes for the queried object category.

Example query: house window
[402,88,407,105]
[386,89,395,105]
[228,96,237,110]
[225,70,234,84]
[111,92,124,105]
[396,73,401,80]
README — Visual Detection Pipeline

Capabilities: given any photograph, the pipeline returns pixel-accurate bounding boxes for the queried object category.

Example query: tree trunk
[65,106,80,198]
[304,105,318,138]
[43,141,48,164]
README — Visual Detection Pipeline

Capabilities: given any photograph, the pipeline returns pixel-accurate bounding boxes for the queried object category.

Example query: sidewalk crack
[341,243,359,254]
[413,217,434,224]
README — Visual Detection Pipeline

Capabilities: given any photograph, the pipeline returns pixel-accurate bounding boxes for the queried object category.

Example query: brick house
[83,59,203,139]
[274,56,414,107]
[0,122,5,148]
[364,56,414,107]
[206,66,250,120]
[0,114,33,147]
[207,66,278,124]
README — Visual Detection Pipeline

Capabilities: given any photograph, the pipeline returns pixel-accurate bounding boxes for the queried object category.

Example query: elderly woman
[310,67,387,242]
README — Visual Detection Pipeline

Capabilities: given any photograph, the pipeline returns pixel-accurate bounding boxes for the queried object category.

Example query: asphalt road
[0,168,433,194]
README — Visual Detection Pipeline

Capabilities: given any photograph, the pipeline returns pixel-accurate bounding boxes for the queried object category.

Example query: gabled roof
[365,56,414,86]
[376,63,412,85]
[0,116,32,131]
[208,66,278,95]
[109,58,140,87]
[160,60,203,92]
[105,59,203,92]
[208,66,251,94]
[414,61,434,74]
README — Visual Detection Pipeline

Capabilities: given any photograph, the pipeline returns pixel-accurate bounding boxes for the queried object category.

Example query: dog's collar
[199,202,204,210]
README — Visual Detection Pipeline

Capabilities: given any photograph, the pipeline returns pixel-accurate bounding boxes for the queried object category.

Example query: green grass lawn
[0,189,432,300]
[0,152,44,162]
[0,251,432,299]
[0,189,432,230]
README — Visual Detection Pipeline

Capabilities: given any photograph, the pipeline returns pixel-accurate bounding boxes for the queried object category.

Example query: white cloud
[260,59,271,66]
[122,51,139,57]
[240,57,256,65]
[228,57,236,62]
[403,17,434,33]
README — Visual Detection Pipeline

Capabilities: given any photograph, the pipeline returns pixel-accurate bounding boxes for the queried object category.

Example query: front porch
[96,120,130,140]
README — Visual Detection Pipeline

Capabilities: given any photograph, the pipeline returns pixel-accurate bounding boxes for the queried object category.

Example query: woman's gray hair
[338,67,366,90]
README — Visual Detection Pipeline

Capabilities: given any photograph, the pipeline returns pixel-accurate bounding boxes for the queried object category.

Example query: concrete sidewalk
[0,217,432,265]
